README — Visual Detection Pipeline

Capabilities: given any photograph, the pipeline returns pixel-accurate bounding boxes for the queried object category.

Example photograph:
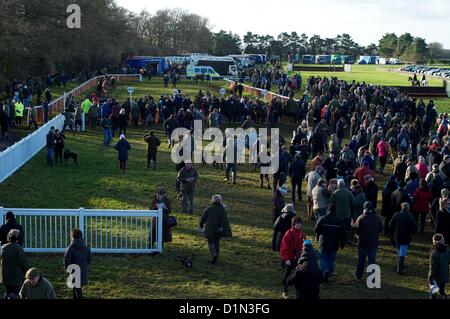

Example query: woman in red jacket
[280,217,307,299]
[412,179,433,233]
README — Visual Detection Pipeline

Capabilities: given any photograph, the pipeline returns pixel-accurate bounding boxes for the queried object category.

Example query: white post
[0,207,4,225]
[79,208,85,234]
[129,92,132,112]
[157,209,163,253]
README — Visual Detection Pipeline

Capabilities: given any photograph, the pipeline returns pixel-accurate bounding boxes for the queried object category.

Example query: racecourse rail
[0,208,164,254]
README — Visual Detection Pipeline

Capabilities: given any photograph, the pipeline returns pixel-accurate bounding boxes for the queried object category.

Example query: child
[428,234,450,299]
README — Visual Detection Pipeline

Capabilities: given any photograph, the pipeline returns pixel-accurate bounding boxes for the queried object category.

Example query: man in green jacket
[330,179,355,244]
[15,101,24,125]
[1,229,28,298]
[19,268,56,299]
[200,195,232,264]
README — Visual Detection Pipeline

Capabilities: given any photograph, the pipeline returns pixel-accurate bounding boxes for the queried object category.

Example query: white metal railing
[0,115,65,183]
[0,208,163,254]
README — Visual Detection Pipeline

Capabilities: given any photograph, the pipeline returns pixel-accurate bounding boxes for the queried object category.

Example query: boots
[225,170,230,182]
[260,180,264,188]
[232,172,237,185]
[397,256,405,275]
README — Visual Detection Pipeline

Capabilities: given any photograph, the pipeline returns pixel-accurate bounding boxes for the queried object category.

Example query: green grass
[0,78,441,299]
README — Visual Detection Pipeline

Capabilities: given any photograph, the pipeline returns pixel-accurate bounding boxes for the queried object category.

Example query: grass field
[0,78,444,299]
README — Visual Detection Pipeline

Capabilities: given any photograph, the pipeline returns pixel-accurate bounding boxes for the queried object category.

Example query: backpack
[400,136,408,148]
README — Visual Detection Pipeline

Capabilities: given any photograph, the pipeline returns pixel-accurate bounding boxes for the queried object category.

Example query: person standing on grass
[19,268,56,299]
[64,229,91,299]
[273,204,297,252]
[150,188,173,253]
[54,130,65,165]
[144,131,161,169]
[272,184,287,225]
[115,134,131,174]
[199,195,232,265]
[280,217,307,299]
[177,162,199,215]
[287,240,321,299]
[118,108,128,136]
[314,205,346,282]
[376,137,389,175]
[412,179,433,233]
[352,201,384,281]
[330,179,355,245]
[46,126,56,166]
[27,105,38,130]
[1,229,28,298]
[388,202,417,275]
[289,154,306,204]
[305,166,323,221]
[100,114,113,147]
[74,103,83,133]
[428,234,450,299]
[435,193,450,245]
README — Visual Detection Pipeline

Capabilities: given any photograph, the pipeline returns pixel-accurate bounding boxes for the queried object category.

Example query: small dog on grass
[64,149,78,165]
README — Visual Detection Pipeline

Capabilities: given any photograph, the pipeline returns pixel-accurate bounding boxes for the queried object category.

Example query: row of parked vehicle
[403,65,450,79]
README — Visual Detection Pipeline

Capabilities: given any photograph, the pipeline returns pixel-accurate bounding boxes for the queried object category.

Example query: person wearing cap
[280,217,307,299]
[436,191,450,246]
[64,229,91,299]
[178,163,199,215]
[428,234,450,299]
[352,201,384,281]
[389,203,417,275]
[19,268,56,299]
[199,195,232,264]
[273,204,297,252]
[289,154,306,204]
[287,240,321,299]
[0,212,24,247]
[312,179,331,220]
[314,205,346,282]
[144,131,161,170]
[1,229,28,298]
[115,134,131,174]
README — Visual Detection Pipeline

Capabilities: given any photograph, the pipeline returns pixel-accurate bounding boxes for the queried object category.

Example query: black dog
[181,257,193,271]
[64,149,78,165]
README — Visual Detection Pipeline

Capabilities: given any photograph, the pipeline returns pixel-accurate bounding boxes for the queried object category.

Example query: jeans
[182,189,195,214]
[281,260,296,293]
[314,208,328,220]
[103,128,112,146]
[319,250,337,275]
[397,245,409,257]
[355,248,377,279]
[291,178,302,203]
[47,148,55,166]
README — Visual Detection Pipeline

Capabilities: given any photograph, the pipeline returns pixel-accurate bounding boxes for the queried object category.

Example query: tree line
[1,0,449,89]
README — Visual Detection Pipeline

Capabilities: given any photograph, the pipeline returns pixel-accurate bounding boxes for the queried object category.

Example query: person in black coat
[0,212,24,247]
[363,175,379,209]
[64,229,91,299]
[322,152,338,181]
[436,196,450,246]
[289,154,306,204]
[391,181,410,214]
[382,177,399,235]
[115,134,131,174]
[389,202,418,275]
[272,204,296,252]
[314,206,346,282]
[287,240,321,299]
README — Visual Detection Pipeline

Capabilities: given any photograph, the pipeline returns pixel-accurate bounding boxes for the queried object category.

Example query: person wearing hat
[64,229,91,299]
[314,205,346,282]
[19,268,56,299]
[352,201,384,281]
[280,217,307,299]
[273,204,297,252]
[428,234,450,299]
[1,229,28,298]
[312,179,331,220]
[150,187,173,252]
[144,131,161,169]
[388,202,417,275]
[287,240,321,299]
[115,134,131,174]
[0,212,24,247]
[199,195,232,264]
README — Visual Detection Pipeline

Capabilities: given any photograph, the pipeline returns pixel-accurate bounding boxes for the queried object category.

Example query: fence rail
[0,208,163,254]
[223,78,299,102]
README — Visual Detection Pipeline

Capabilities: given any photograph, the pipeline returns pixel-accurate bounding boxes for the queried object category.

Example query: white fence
[0,208,163,254]
[0,115,65,183]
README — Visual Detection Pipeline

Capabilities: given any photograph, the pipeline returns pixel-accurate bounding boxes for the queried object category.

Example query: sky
[115,0,450,49]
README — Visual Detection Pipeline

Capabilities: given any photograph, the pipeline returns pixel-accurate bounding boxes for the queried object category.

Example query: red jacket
[412,188,433,214]
[355,166,374,187]
[280,227,306,262]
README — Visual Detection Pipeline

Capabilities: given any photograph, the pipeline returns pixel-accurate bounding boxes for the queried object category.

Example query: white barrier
[0,208,164,254]
[0,115,64,183]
